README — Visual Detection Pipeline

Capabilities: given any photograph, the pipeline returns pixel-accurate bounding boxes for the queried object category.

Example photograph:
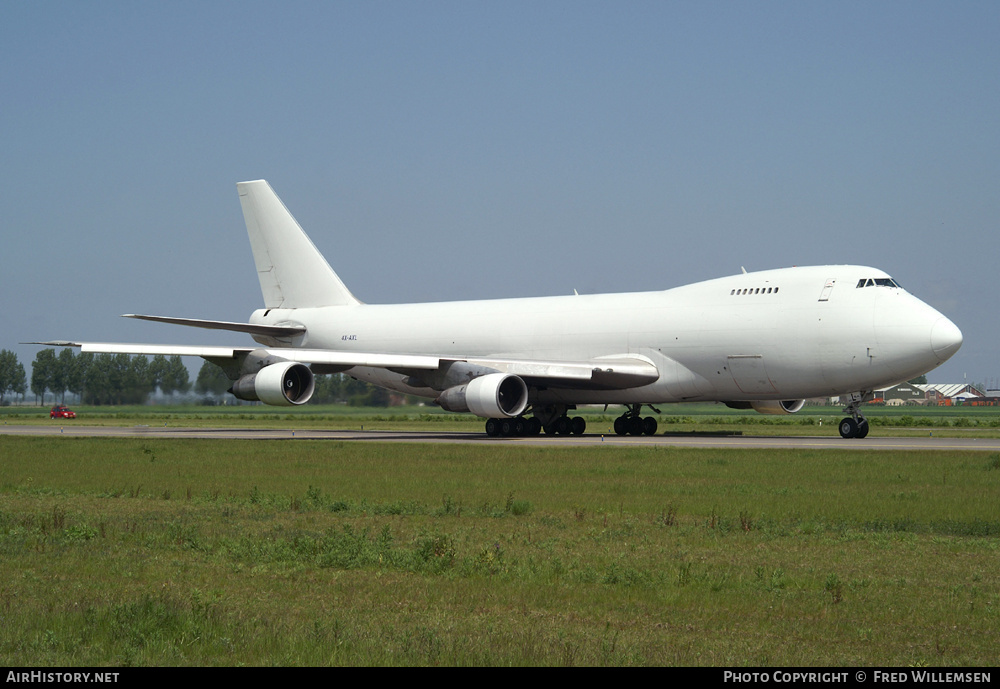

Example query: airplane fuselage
[248,264,961,407]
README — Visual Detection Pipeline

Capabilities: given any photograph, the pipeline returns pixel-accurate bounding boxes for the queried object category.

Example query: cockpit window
[857,277,902,289]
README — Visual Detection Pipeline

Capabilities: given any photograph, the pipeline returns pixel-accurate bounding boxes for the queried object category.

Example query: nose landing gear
[839,392,872,439]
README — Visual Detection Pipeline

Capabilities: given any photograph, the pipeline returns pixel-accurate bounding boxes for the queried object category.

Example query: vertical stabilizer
[237,180,361,308]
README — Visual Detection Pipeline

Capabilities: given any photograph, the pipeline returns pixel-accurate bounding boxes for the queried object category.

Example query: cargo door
[727,355,778,394]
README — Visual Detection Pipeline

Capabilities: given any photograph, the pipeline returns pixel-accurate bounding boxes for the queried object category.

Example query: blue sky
[3,1,997,387]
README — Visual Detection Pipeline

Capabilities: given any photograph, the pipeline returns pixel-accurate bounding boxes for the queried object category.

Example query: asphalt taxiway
[4,424,1000,451]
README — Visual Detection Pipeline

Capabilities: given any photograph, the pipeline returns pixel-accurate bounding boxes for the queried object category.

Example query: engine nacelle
[230,361,315,406]
[745,399,806,415]
[435,373,529,418]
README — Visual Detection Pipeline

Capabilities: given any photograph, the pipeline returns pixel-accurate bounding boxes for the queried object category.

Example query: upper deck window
[730,286,779,295]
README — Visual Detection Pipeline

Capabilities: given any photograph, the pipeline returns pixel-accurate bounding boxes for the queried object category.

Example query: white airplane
[39,180,963,439]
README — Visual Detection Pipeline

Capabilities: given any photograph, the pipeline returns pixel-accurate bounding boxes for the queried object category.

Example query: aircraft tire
[485,418,500,437]
[628,416,644,436]
[642,416,658,436]
[570,416,586,435]
[614,417,628,436]
[839,418,858,439]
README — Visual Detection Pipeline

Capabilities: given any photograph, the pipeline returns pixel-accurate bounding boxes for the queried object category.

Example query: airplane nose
[931,317,963,361]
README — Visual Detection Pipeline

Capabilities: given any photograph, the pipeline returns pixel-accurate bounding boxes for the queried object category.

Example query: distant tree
[84,353,139,405]
[31,349,58,405]
[349,380,390,407]
[149,355,170,394]
[195,361,230,396]
[304,373,394,406]
[12,361,26,402]
[124,356,153,404]
[54,348,79,403]
[68,351,93,402]
[908,375,928,385]
[310,374,344,404]
[83,354,111,404]
[0,349,25,404]
[161,356,190,397]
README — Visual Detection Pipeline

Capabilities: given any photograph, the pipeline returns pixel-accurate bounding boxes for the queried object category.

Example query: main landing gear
[484,416,542,437]
[483,414,587,437]
[613,404,659,436]
[483,403,661,438]
[483,405,587,437]
[838,392,871,439]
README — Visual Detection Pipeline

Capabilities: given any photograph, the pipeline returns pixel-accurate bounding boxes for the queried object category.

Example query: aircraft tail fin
[237,180,361,308]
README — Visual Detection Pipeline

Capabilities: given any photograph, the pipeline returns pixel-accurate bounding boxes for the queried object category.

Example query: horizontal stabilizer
[123,314,305,338]
[30,341,246,358]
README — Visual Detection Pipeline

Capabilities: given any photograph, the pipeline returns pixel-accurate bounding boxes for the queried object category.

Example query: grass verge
[1,436,998,665]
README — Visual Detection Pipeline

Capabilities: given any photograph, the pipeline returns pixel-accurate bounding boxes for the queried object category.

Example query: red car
[50,405,76,419]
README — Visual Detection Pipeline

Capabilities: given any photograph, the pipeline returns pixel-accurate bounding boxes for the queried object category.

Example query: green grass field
[2,432,998,666]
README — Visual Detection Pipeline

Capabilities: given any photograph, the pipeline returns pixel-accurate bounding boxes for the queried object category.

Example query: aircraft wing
[31,341,659,390]
[30,341,442,370]
[460,355,659,389]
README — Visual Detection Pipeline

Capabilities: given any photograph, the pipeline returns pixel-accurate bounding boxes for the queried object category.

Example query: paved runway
[4,424,1000,451]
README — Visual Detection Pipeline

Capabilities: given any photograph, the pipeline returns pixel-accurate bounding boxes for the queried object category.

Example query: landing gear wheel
[839,417,858,439]
[856,421,869,439]
[527,417,542,435]
[642,416,658,436]
[570,416,586,435]
[485,418,500,437]
[614,417,628,436]
[555,416,571,435]
[628,416,644,436]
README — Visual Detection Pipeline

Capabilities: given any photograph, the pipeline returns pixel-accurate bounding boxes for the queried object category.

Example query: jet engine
[230,361,315,406]
[726,399,806,415]
[435,372,529,418]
